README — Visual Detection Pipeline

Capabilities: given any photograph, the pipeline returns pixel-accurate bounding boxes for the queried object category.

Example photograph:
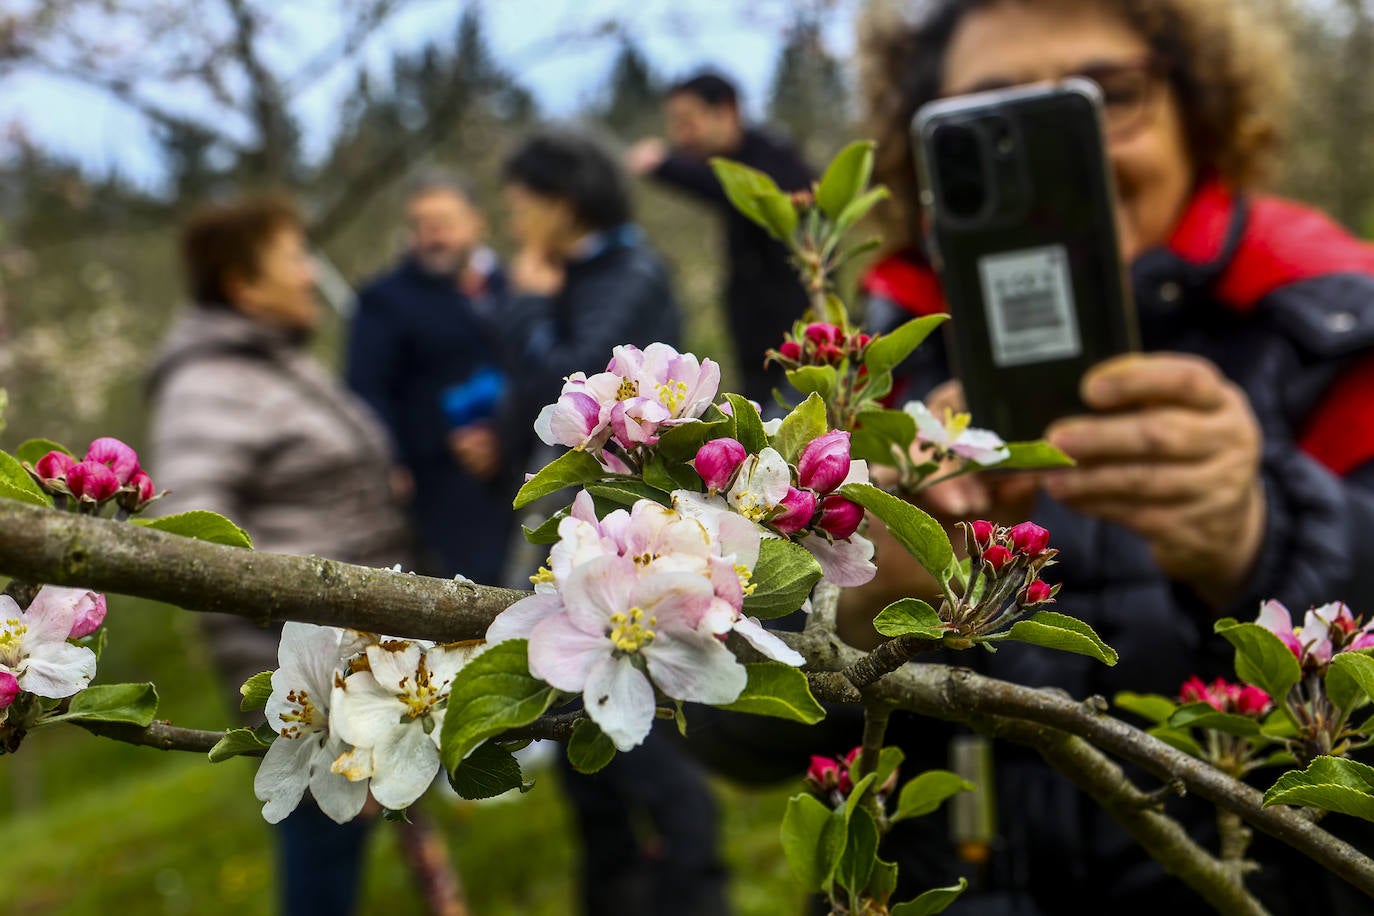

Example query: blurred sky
[0,0,857,191]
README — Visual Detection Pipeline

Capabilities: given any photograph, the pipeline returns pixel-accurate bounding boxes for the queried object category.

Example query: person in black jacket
[345,173,512,582]
[695,2,1374,914]
[625,72,812,403]
[476,128,729,916]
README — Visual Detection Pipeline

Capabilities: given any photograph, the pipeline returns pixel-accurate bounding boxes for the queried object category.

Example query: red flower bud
[0,671,17,710]
[969,519,996,549]
[850,333,872,354]
[805,755,843,794]
[771,487,818,535]
[798,430,853,493]
[817,494,864,540]
[66,460,120,503]
[1023,578,1054,606]
[693,438,748,492]
[1233,685,1273,716]
[981,544,1013,573]
[779,340,803,361]
[1008,521,1050,557]
[86,437,140,486]
[34,451,76,486]
[117,469,158,512]
[804,322,842,347]
[815,343,845,365]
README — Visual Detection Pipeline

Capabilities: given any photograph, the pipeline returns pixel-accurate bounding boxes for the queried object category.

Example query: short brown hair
[860,0,1293,253]
[180,195,303,306]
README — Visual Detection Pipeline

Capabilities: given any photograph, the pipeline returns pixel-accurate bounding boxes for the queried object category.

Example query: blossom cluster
[677,431,876,588]
[255,622,481,823]
[27,437,160,513]
[535,343,720,459]
[768,322,872,369]
[0,586,107,723]
[1256,600,1374,670]
[1178,676,1272,717]
[966,520,1058,609]
[488,491,802,752]
[804,746,898,808]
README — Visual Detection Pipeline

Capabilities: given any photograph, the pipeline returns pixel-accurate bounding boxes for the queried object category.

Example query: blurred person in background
[347,171,513,581]
[474,128,728,916]
[625,71,812,404]
[146,196,458,916]
[694,1,1374,914]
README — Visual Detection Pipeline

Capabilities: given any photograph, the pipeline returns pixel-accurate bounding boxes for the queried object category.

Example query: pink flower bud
[805,755,844,794]
[1234,685,1272,716]
[772,487,818,535]
[815,343,845,365]
[798,430,853,493]
[66,590,108,639]
[969,519,996,549]
[693,438,748,492]
[850,333,872,353]
[1023,578,1054,606]
[1008,521,1050,557]
[86,437,140,486]
[817,494,864,540]
[981,544,1013,573]
[66,460,120,503]
[804,323,842,346]
[116,469,157,512]
[0,670,18,709]
[1178,675,1212,707]
[35,451,76,485]
[779,340,803,361]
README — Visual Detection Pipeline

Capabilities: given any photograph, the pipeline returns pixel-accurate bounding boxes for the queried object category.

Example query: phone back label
[977,244,1082,367]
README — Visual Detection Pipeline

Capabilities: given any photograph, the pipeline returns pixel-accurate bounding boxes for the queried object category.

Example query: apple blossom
[34,451,76,488]
[1256,600,1339,667]
[255,622,369,824]
[526,557,747,751]
[330,640,482,810]
[905,401,1010,465]
[0,588,97,699]
[1312,601,1374,653]
[66,460,120,503]
[26,586,107,640]
[772,487,818,535]
[805,323,842,346]
[797,430,853,493]
[693,438,748,493]
[86,437,140,485]
[1178,675,1272,717]
[817,494,863,540]
[1009,522,1050,558]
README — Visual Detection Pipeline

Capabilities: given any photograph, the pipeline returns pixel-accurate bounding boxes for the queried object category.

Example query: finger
[922,474,991,518]
[1070,500,1179,538]
[1046,408,1219,461]
[1043,462,1212,504]
[1081,354,1228,411]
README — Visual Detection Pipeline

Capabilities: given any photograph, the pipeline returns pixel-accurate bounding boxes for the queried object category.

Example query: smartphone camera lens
[987,116,1016,157]
[931,123,988,219]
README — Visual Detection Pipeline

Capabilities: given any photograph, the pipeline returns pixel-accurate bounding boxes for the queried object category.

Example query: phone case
[913,80,1139,442]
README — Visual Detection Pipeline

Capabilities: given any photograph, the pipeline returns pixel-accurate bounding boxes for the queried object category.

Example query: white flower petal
[584,654,656,752]
[368,722,442,810]
[645,628,747,705]
[18,641,96,698]
[255,731,316,824]
[733,616,805,666]
[365,642,425,694]
[805,534,877,587]
[23,587,89,643]
[527,612,608,692]
[330,672,406,749]
[425,642,482,689]
[561,555,637,634]
[487,593,565,643]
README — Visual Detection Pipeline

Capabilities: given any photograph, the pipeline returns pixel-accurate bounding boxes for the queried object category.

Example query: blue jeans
[275,802,373,915]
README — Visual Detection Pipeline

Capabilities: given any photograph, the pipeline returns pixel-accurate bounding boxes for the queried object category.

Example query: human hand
[624,137,669,176]
[449,423,502,481]
[511,247,564,296]
[1043,353,1265,603]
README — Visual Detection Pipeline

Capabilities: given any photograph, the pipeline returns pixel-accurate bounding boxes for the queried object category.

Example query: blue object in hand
[441,367,505,428]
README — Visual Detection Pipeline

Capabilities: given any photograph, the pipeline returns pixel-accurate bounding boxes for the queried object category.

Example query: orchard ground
[0,591,805,915]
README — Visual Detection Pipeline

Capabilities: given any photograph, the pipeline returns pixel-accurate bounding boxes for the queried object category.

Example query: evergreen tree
[601,40,660,138]
[766,16,849,162]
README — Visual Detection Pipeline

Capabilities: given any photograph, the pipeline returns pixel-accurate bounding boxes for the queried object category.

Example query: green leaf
[872,746,905,792]
[718,662,825,724]
[1264,755,1374,821]
[892,769,974,822]
[836,806,880,896]
[710,158,788,238]
[239,671,274,713]
[585,480,671,508]
[725,394,768,454]
[1214,619,1302,710]
[655,416,731,463]
[995,441,1076,470]
[1327,651,1374,713]
[440,640,559,772]
[771,393,828,464]
[513,449,606,510]
[1168,702,1263,737]
[134,510,253,548]
[522,508,568,545]
[891,878,969,916]
[743,538,823,620]
[63,682,159,726]
[873,598,946,639]
[642,457,702,493]
[839,482,953,579]
[1114,692,1179,726]
[867,857,900,906]
[208,724,275,763]
[816,140,874,220]
[863,315,949,376]
[16,438,73,465]
[0,449,51,506]
[756,191,799,240]
[567,719,617,774]
[781,793,846,893]
[850,409,917,467]
[1148,725,1203,757]
[448,741,528,799]
[785,365,839,400]
[1002,611,1118,666]
[835,186,890,234]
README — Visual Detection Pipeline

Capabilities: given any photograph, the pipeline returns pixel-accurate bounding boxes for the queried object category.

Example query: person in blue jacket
[345,172,513,582]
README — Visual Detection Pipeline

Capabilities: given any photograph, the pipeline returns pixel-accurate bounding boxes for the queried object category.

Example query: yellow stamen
[608,607,657,653]
[616,377,639,400]
[736,564,757,597]
[943,407,972,440]
[655,379,689,414]
[530,566,556,586]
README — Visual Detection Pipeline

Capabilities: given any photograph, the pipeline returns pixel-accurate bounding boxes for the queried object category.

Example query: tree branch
[74,719,226,753]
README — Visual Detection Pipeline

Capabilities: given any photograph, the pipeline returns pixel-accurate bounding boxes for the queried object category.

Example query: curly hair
[859,0,1293,253]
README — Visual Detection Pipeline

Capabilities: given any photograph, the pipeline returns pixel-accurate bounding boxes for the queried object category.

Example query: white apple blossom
[905,400,1010,465]
[0,588,97,699]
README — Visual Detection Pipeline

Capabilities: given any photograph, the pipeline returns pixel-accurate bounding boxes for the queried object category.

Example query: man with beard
[347,172,512,582]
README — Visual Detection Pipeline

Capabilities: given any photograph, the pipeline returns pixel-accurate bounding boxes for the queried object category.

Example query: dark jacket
[650,129,811,402]
[498,226,682,468]
[701,181,1374,915]
[346,257,513,581]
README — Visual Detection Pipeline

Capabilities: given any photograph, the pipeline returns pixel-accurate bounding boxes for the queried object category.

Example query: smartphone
[912,80,1139,442]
